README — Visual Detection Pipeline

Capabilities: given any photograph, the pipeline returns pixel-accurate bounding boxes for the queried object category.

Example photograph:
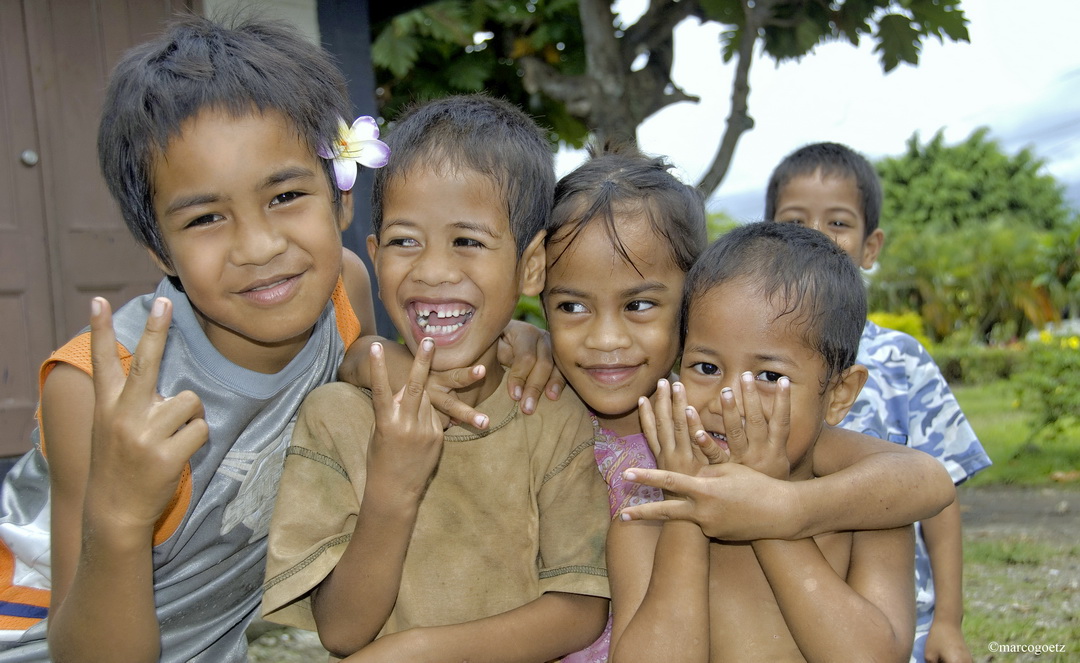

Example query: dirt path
[958,484,1080,546]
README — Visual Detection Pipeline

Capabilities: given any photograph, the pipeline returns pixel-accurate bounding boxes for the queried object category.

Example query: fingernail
[151,298,166,318]
[623,470,637,481]
[620,512,632,521]
[371,342,383,357]
[721,387,734,401]
[421,338,433,351]
[474,414,489,429]
[779,376,790,387]
[91,298,102,317]
[695,429,708,441]
[672,382,683,394]
[658,378,668,389]
[548,383,560,397]
[523,397,536,413]
[685,406,695,417]
[638,396,647,407]
[512,385,522,400]
[741,371,753,383]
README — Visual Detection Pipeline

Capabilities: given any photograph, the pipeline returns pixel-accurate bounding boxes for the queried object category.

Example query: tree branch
[695,0,770,197]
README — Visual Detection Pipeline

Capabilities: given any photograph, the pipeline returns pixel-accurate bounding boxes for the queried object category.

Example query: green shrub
[1013,334,1080,428]
[930,343,1027,385]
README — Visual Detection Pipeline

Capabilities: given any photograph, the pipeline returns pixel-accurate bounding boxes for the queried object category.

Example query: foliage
[953,379,1079,487]
[1013,332,1080,429]
[930,343,1025,385]
[371,0,970,198]
[867,310,932,348]
[706,211,738,241]
[871,129,1080,343]
[514,293,547,329]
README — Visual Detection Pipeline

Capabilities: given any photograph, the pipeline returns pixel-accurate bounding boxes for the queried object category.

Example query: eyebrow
[382,219,503,240]
[161,166,317,217]
[546,281,670,299]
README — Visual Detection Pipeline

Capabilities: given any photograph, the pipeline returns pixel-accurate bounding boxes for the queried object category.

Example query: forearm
[375,592,608,663]
[753,537,909,663]
[48,510,159,662]
[313,483,420,657]
[613,520,710,663]
[922,500,966,627]
[801,433,955,538]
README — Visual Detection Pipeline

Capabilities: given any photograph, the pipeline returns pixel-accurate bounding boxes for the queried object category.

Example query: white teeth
[422,322,464,334]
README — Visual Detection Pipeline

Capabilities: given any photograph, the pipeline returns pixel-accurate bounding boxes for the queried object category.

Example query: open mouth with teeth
[707,430,730,451]
[411,302,476,336]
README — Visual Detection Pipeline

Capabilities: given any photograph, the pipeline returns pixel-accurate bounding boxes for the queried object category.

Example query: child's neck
[196,308,313,374]
[595,409,643,438]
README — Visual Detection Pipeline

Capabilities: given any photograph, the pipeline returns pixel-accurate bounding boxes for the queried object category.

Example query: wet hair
[370,94,553,257]
[97,14,351,280]
[683,222,866,389]
[764,142,883,236]
[547,144,707,274]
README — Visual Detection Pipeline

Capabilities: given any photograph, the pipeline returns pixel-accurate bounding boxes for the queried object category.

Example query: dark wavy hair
[547,143,706,274]
[683,222,867,390]
[764,141,882,237]
[371,94,553,257]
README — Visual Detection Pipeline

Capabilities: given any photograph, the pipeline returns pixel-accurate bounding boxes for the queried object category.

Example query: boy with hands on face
[613,222,916,663]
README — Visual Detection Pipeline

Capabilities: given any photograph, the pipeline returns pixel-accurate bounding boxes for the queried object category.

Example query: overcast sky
[558,0,1080,220]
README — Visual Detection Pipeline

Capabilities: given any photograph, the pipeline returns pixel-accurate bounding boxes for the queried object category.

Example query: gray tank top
[0,278,351,661]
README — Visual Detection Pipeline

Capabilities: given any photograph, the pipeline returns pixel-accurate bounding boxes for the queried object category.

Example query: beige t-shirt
[261,372,610,635]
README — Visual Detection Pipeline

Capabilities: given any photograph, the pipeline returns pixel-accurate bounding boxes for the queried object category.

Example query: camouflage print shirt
[841,320,991,661]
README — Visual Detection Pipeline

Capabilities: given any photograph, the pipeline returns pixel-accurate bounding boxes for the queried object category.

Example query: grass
[963,535,1079,661]
[952,380,1080,488]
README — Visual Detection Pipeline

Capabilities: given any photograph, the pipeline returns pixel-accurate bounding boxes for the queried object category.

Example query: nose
[411,243,462,286]
[232,211,288,266]
[583,311,632,353]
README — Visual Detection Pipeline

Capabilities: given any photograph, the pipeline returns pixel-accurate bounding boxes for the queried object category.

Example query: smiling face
[773,172,883,270]
[151,108,349,373]
[368,166,544,380]
[544,212,685,436]
[680,277,856,479]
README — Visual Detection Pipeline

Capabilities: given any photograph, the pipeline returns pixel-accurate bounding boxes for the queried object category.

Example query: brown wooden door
[0,0,193,456]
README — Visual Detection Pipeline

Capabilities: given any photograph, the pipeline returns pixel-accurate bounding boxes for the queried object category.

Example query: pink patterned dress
[562,417,663,663]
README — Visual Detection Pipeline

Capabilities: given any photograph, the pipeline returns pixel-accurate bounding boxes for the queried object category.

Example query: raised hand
[367,338,444,501]
[86,297,207,532]
[638,379,708,483]
[718,372,792,480]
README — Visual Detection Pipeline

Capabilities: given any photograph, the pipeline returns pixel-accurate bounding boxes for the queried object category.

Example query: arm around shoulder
[797,426,955,538]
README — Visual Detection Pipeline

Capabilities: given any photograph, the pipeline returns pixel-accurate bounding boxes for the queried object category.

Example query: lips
[238,273,301,305]
[581,364,641,386]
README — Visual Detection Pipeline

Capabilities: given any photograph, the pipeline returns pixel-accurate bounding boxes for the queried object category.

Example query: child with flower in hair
[0,18,554,663]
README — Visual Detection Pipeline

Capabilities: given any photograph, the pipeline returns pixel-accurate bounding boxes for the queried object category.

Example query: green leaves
[870,129,1078,343]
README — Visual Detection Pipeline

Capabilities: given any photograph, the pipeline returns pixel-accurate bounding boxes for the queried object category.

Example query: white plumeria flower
[318,116,390,191]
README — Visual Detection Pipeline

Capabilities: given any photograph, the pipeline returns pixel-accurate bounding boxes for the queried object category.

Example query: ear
[824,363,868,426]
[147,247,176,277]
[337,189,354,232]
[517,231,547,297]
[366,234,379,274]
[859,228,885,270]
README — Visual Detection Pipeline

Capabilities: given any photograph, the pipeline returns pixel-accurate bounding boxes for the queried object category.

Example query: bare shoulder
[40,363,95,459]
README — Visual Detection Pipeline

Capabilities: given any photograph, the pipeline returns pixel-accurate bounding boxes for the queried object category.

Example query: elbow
[924,455,957,518]
[316,618,376,661]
